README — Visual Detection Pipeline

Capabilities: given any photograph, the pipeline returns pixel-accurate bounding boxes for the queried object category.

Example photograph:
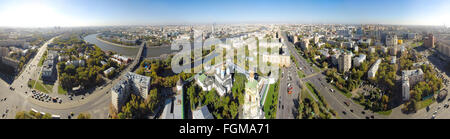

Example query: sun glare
[0,3,82,27]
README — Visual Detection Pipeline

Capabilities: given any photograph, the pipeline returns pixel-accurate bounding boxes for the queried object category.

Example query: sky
[0,0,449,27]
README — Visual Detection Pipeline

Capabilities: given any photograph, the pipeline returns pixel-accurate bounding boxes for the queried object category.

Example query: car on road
[342,111,347,115]
[330,89,335,93]
[432,115,436,119]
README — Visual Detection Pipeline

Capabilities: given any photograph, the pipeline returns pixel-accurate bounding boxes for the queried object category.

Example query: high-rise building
[0,47,8,57]
[424,33,435,48]
[338,53,352,73]
[402,69,424,87]
[389,46,397,56]
[301,38,310,50]
[111,72,151,111]
[437,42,450,58]
[402,76,410,101]
[401,69,424,102]
[293,35,298,44]
[385,34,398,47]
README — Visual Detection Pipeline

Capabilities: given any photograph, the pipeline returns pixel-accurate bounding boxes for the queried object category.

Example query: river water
[84,34,176,57]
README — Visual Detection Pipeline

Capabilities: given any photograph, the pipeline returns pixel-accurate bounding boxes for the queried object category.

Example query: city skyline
[0,0,449,27]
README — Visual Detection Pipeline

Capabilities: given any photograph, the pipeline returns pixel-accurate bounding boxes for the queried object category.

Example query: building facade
[338,53,352,73]
[368,59,382,79]
[424,33,435,48]
[111,72,151,111]
[353,54,366,67]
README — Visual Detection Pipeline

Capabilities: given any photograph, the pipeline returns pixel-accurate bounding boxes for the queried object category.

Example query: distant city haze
[0,0,449,27]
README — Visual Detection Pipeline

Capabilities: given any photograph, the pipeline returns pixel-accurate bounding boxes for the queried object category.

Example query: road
[278,31,386,119]
[0,37,147,119]
[276,65,301,119]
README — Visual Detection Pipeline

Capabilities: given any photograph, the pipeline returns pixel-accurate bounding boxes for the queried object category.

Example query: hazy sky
[0,0,449,27]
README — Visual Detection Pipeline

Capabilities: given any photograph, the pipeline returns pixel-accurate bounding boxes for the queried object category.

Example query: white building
[368,59,382,79]
[66,60,85,67]
[195,65,233,97]
[353,54,366,67]
[103,67,115,76]
[369,47,376,54]
[401,69,424,102]
[402,69,424,87]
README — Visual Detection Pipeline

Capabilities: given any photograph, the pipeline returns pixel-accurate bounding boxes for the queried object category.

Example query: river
[83,34,176,57]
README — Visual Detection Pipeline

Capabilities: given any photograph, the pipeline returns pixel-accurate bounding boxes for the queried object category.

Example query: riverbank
[96,35,140,49]
[84,34,139,56]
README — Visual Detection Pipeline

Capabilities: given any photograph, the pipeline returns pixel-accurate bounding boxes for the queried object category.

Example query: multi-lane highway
[0,37,113,119]
[278,31,386,119]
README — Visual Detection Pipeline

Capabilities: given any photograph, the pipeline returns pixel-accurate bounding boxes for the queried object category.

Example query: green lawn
[417,98,435,110]
[297,71,305,78]
[305,82,319,98]
[411,41,424,48]
[329,83,352,98]
[58,85,68,95]
[263,83,278,119]
[376,110,393,116]
[37,51,47,67]
[28,79,53,94]
[305,82,324,105]
[300,88,314,101]
[312,66,321,73]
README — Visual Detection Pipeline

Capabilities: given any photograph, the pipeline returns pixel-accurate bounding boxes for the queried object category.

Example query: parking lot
[31,90,62,104]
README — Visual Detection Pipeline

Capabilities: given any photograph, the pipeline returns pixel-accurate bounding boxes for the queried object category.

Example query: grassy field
[305,83,320,101]
[332,84,352,98]
[28,79,53,94]
[37,51,48,67]
[312,66,321,73]
[297,71,305,78]
[264,83,279,119]
[376,110,393,116]
[417,98,435,110]
[411,41,424,48]
[58,85,67,95]
[300,88,313,101]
